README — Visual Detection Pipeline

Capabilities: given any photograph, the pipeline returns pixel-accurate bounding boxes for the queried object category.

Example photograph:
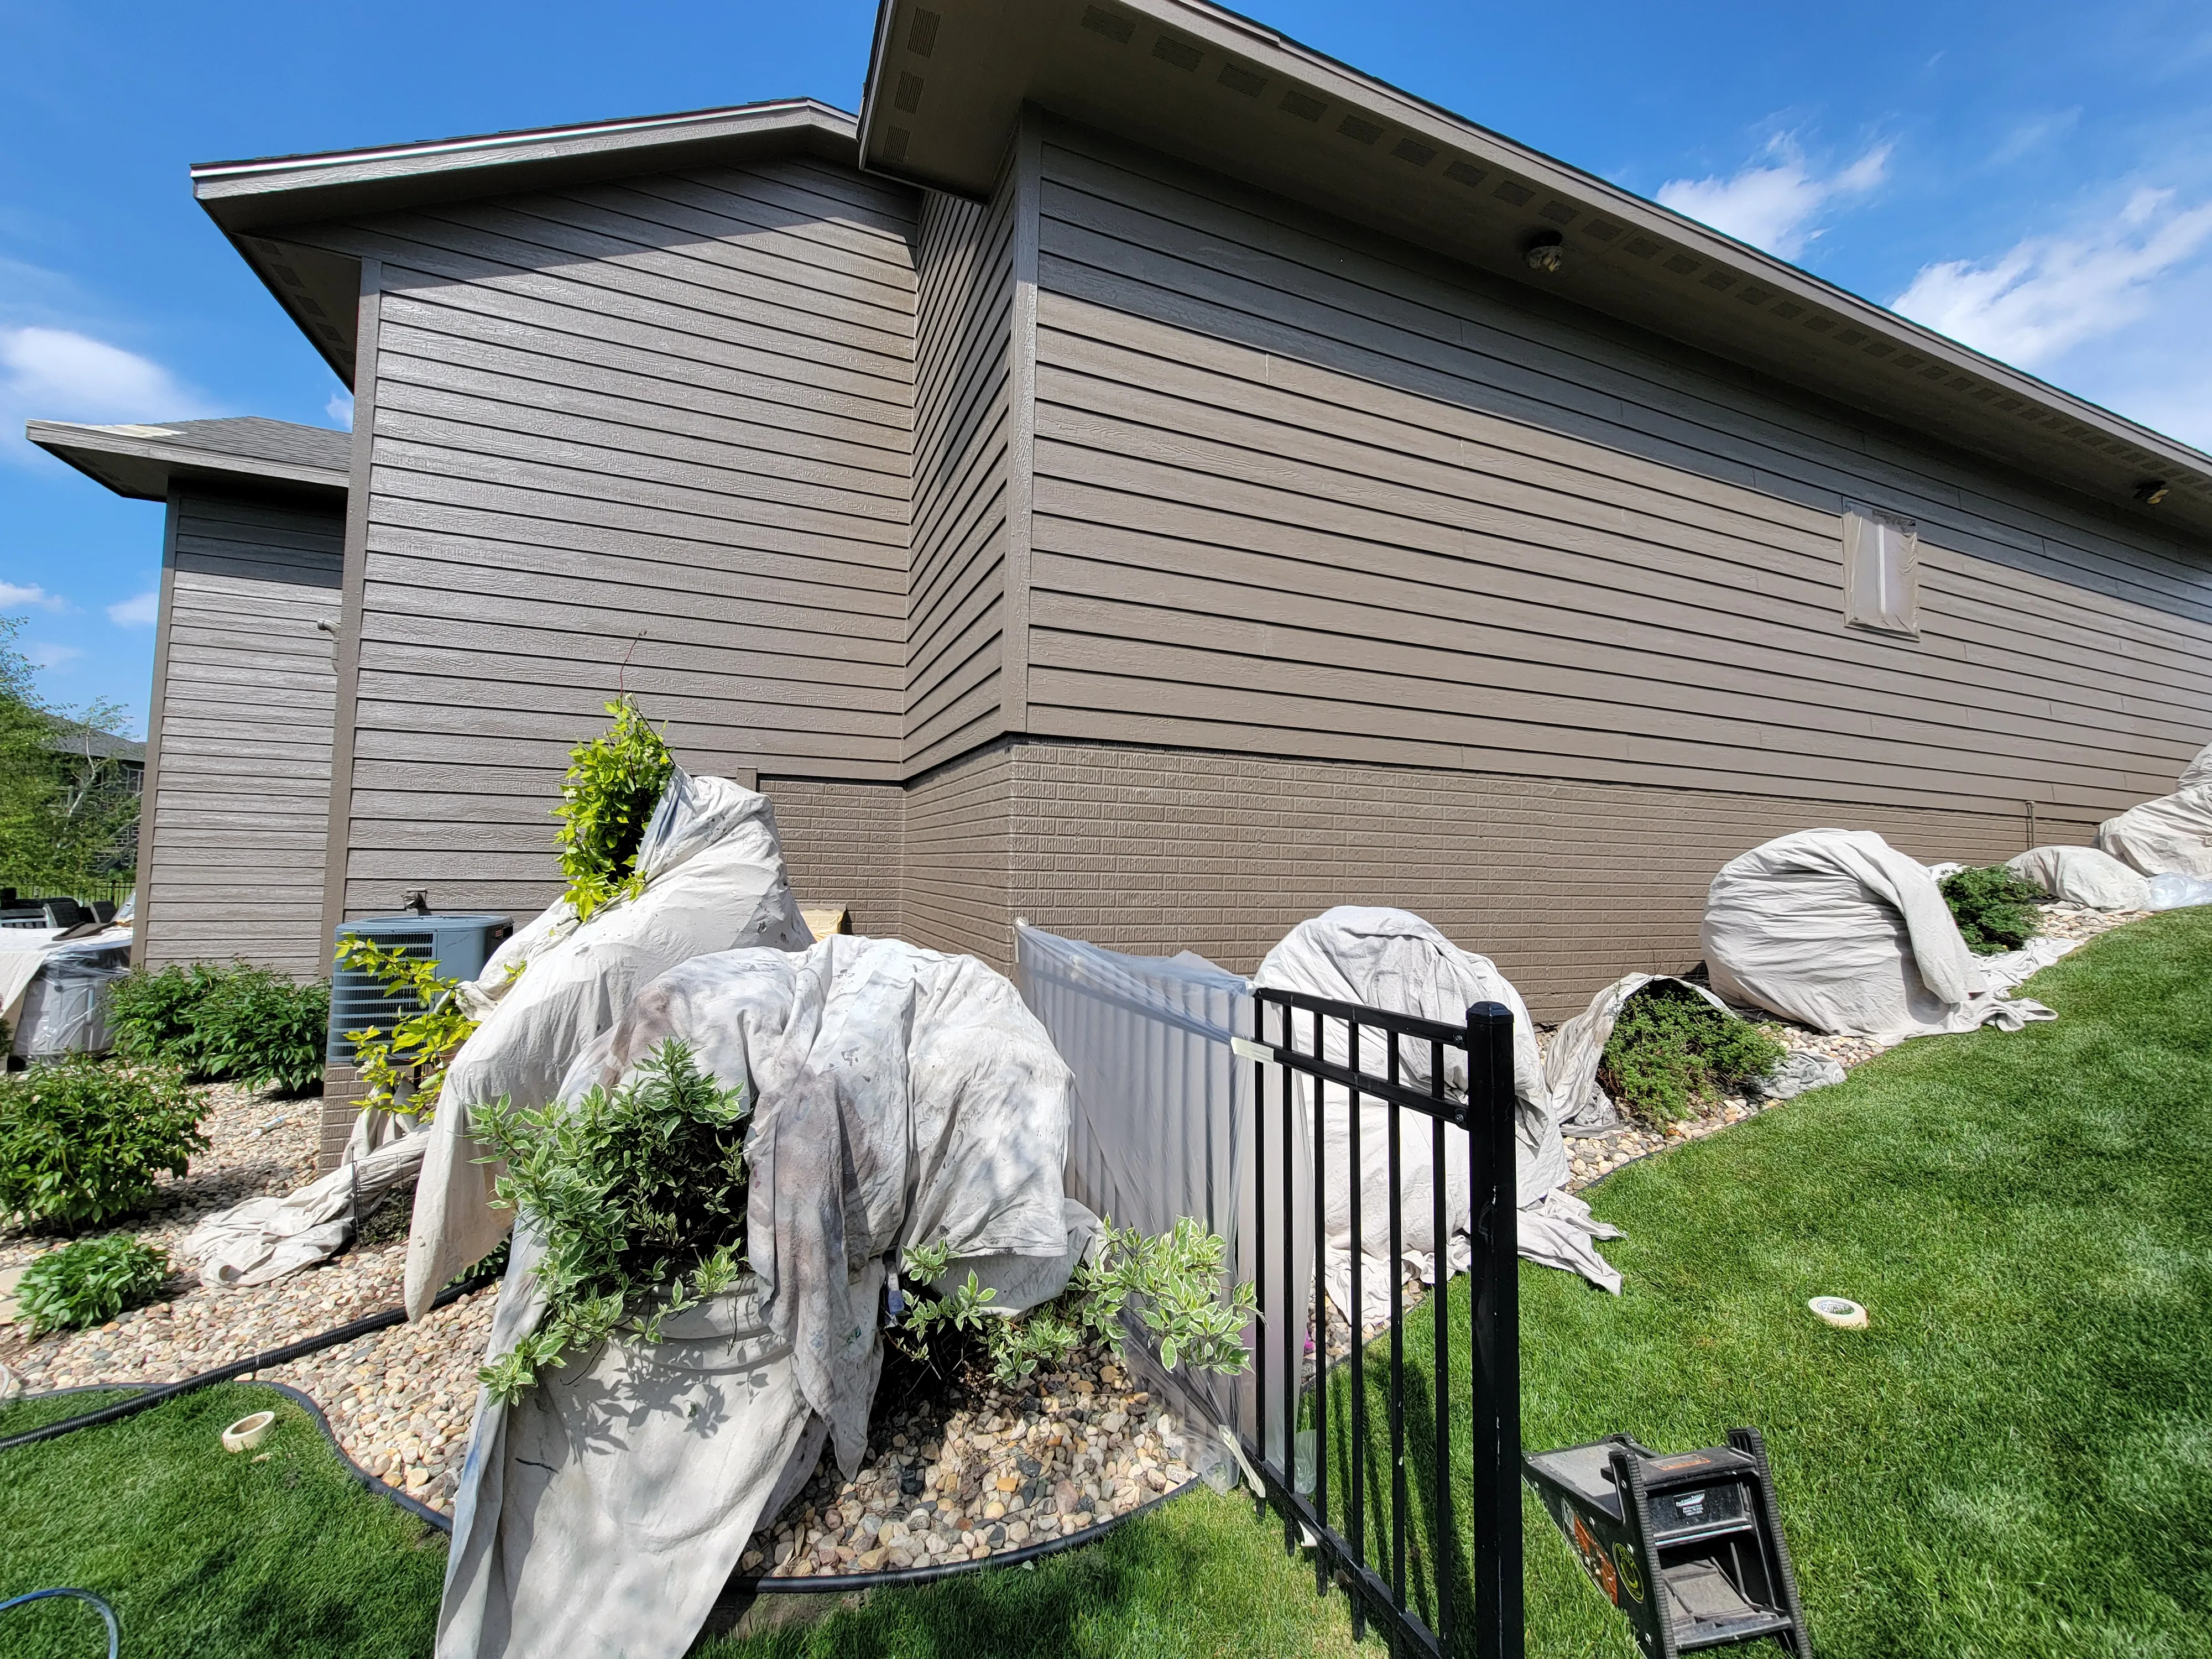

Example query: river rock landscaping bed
[745,1352,1199,1578]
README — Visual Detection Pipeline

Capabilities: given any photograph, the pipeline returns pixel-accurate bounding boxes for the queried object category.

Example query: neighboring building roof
[855,0,2212,541]
[190,100,863,387]
[25,415,349,502]
[45,717,147,766]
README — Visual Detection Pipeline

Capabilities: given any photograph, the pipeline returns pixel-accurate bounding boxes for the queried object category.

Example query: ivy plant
[554,697,674,924]
[472,1039,752,1405]
[898,1215,1256,1387]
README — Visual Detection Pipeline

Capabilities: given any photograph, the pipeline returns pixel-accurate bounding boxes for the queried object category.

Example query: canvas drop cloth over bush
[1700,829,2074,1042]
[439,937,1094,1659]
[182,770,810,1293]
[404,769,813,1315]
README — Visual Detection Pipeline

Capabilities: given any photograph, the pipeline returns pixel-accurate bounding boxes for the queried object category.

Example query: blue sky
[4,0,2208,735]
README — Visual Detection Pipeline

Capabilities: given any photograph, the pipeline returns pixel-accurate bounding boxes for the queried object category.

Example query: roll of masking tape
[222,1411,276,1453]
[1807,1296,1868,1330]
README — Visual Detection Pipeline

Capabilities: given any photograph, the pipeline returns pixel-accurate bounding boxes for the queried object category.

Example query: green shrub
[1597,982,1787,1125]
[193,971,329,1095]
[553,697,674,924]
[15,1234,171,1334]
[1940,864,2046,955]
[472,1039,751,1404]
[899,1216,1255,1388]
[107,962,228,1066]
[0,1057,207,1230]
[107,962,328,1092]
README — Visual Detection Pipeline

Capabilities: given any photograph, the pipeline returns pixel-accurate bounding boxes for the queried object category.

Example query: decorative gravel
[744,1352,1198,1578]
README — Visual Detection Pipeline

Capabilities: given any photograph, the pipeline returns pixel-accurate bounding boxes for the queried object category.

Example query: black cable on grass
[3,1268,1206,1591]
[0,1270,498,1455]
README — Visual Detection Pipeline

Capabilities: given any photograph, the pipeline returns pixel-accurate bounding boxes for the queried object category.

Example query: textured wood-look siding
[139,487,343,977]
[1025,124,2212,821]
[907,169,1016,770]
[291,155,921,919]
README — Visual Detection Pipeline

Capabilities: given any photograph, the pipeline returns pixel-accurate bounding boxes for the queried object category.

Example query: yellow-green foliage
[553,698,674,924]
[336,937,495,1119]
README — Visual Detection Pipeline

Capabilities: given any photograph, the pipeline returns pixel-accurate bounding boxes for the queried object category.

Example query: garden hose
[0,1588,119,1659]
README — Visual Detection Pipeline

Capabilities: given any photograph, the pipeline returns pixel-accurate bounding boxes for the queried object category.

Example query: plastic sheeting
[439,936,1082,1659]
[9,931,131,1058]
[2095,786,2212,880]
[1702,830,2056,1041]
[2005,844,2151,912]
[405,771,811,1318]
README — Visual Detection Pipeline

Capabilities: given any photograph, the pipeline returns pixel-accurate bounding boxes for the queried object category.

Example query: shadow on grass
[1307,909,2212,1659]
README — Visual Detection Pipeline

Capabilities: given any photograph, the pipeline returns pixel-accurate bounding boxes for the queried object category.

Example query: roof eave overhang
[193,99,864,392]
[25,421,349,503]
[857,0,2212,539]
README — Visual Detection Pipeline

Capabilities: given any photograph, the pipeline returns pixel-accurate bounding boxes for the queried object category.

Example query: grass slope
[1318,907,2212,1657]
[0,1383,445,1658]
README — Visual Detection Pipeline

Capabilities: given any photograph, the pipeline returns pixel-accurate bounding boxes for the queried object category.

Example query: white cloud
[1,325,210,466]
[24,641,82,671]
[1658,139,1892,260]
[327,389,354,429]
[1891,188,2212,369]
[107,591,158,628]
[0,581,69,612]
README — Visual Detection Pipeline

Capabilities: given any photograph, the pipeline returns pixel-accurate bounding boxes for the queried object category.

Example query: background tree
[0,614,142,901]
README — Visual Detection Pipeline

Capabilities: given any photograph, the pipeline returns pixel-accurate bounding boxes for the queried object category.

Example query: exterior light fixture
[2133,479,2169,504]
[1525,229,1566,274]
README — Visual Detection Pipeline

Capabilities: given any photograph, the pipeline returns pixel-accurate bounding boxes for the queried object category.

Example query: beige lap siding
[1024,122,2212,822]
[280,154,922,925]
[139,488,343,978]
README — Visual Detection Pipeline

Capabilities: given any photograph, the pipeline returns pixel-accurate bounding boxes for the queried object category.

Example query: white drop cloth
[405,771,811,1317]
[437,935,1082,1659]
[1251,907,1619,1316]
[2095,786,2212,880]
[2005,845,2151,912]
[1701,830,2055,1042]
[184,1110,426,1288]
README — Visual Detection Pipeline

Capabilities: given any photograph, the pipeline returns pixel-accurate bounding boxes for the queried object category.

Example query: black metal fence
[1235,989,1523,1659]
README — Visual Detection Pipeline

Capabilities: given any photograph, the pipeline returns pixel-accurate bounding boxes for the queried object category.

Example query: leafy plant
[472,1039,751,1404]
[107,963,229,1067]
[335,938,502,1119]
[107,962,328,1093]
[0,1057,207,1231]
[899,1215,1256,1387]
[0,615,142,902]
[553,698,674,924]
[15,1234,171,1334]
[1597,982,1786,1126]
[190,971,328,1094]
[1940,864,2047,956]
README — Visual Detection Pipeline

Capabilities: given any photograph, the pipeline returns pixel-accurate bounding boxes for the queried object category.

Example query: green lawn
[0,1383,445,1658]
[1312,905,2212,1658]
[5,910,2206,1658]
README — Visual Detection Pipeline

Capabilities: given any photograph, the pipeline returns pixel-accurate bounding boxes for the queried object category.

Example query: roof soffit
[25,419,349,503]
[858,0,2212,541]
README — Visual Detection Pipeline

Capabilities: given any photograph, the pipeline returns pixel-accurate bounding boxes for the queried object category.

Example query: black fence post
[1467,1001,1525,1659]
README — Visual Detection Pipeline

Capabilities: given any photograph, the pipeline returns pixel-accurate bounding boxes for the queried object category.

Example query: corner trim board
[319,259,382,970]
